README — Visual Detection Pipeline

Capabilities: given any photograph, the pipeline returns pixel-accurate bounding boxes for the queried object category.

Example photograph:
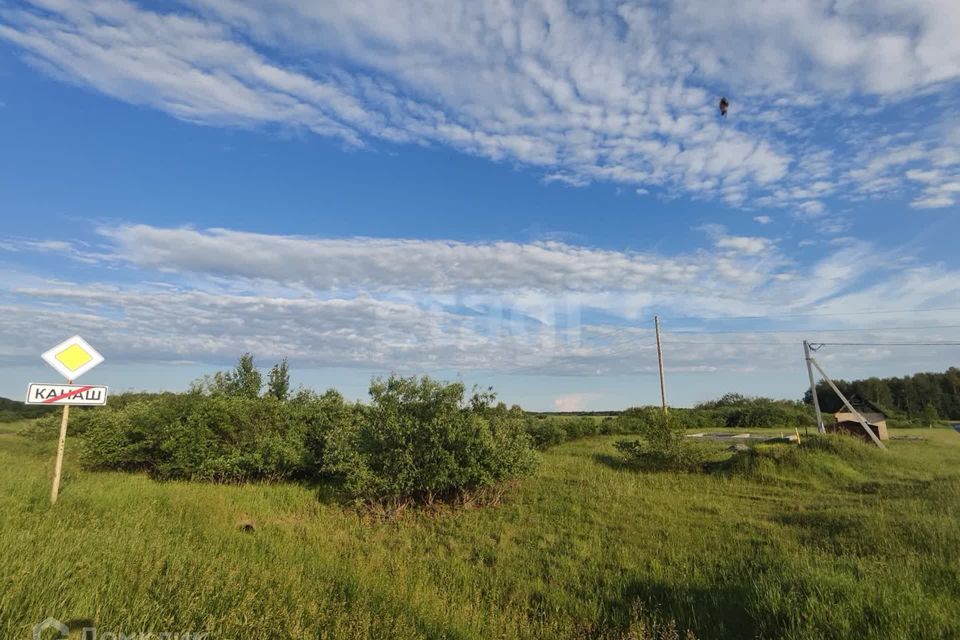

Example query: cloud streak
[4,224,960,379]
[2,0,958,210]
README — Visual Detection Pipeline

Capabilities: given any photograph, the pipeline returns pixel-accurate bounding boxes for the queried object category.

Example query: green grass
[2,421,959,639]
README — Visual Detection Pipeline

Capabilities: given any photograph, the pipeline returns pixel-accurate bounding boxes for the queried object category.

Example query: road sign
[41,335,104,381]
[25,383,108,406]
[38,336,106,504]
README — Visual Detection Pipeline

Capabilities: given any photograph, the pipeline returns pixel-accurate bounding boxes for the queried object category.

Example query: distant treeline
[535,395,813,430]
[530,411,620,417]
[0,397,55,422]
[806,367,960,422]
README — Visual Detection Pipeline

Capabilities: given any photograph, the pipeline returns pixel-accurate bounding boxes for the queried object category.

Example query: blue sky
[1,0,960,410]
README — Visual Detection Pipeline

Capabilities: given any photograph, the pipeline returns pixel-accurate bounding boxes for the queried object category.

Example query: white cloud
[102,224,774,296]
[553,393,591,412]
[714,235,773,256]
[796,200,826,218]
[4,224,960,377]
[907,169,960,209]
[1,0,957,213]
[698,224,774,257]
[667,0,960,95]
[753,215,772,225]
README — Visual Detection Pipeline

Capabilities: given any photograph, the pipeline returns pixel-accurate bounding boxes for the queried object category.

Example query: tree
[232,353,263,398]
[267,358,290,401]
[806,367,960,422]
[191,354,265,398]
[921,403,939,428]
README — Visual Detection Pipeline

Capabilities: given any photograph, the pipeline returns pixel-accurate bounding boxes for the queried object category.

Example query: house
[827,395,888,441]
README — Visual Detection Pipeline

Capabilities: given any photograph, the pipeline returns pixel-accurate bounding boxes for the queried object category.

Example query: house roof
[833,394,886,418]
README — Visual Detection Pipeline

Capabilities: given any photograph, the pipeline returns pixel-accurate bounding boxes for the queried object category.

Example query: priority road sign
[41,335,104,381]
[25,383,108,406]
[38,335,106,505]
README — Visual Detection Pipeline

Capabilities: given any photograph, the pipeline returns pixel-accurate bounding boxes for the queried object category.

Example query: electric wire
[655,306,960,321]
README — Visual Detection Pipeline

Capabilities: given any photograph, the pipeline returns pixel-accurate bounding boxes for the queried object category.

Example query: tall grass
[3,421,959,639]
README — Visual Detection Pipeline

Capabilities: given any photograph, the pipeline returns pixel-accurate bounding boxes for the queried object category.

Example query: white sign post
[36,336,105,504]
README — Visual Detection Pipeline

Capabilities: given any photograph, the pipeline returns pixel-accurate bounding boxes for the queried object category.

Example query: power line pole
[655,316,668,414]
[808,356,886,450]
[803,340,825,434]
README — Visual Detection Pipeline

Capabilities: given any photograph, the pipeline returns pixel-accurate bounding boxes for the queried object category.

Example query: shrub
[81,391,355,483]
[159,395,308,482]
[614,411,705,472]
[289,388,358,471]
[525,417,568,449]
[323,375,538,508]
[81,394,196,472]
[0,397,55,422]
[694,393,814,429]
[562,416,601,439]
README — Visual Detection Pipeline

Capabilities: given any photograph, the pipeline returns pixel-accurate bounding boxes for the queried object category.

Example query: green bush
[323,375,538,507]
[78,355,360,483]
[562,416,601,439]
[289,388,358,471]
[81,391,355,483]
[614,411,705,472]
[694,393,813,429]
[0,397,56,422]
[525,417,568,449]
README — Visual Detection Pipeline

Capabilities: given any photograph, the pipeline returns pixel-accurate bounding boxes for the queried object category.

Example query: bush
[81,394,197,472]
[81,391,356,483]
[289,388,357,471]
[323,375,538,508]
[525,417,568,449]
[0,397,56,422]
[694,393,814,429]
[614,411,705,472]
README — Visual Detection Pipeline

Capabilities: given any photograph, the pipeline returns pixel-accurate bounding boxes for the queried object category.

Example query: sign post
[36,336,105,504]
[51,393,71,505]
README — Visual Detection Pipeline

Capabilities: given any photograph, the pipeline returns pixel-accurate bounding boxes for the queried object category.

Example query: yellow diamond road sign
[41,335,104,381]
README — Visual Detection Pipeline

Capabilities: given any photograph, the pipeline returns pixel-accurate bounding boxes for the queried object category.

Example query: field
[2,419,959,639]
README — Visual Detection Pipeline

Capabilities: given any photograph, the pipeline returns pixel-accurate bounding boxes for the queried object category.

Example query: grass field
[2,419,959,639]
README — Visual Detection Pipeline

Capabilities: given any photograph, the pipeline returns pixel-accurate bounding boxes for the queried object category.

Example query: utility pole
[655,316,668,414]
[808,357,886,450]
[803,341,825,434]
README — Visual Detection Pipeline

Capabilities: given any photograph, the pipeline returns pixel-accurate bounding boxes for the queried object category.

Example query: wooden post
[803,341,825,434]
[50,380,72,504]
[655,316,668,414]
[809,359,886,450]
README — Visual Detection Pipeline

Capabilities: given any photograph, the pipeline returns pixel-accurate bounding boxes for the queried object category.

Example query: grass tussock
[716,434,880,483]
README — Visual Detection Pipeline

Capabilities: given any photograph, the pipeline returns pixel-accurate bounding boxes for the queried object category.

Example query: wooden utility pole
[655,316,668,414]
[803,341,825,434]
[50,380,71,504]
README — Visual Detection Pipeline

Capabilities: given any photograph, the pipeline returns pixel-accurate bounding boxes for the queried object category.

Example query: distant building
[827,396,888,441]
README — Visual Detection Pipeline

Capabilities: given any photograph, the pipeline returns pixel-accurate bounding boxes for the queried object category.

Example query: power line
[664,341,800,346]
[812,341,960,347]
[656,306,960,322]
[657,337,960,347]
[664,324,960,335]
